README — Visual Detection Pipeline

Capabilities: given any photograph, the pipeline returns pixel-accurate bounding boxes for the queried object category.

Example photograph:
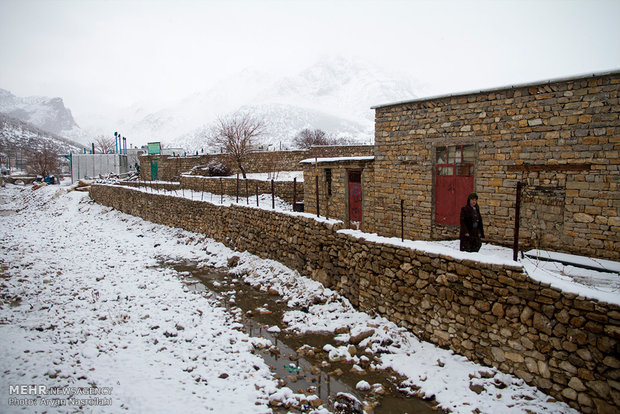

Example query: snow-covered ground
[0,182,586,413]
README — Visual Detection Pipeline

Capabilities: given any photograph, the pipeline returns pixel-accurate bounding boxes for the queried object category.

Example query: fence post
[236,174,239,203]
[271,179,275,209]
[256,182,259,207]
[201,178,205,201]
[293,177,297,211]
[245,178,249,205]
[315,175,320,217]
[220,178,223,204]
[513,182,524,261]
[401,199,404,242]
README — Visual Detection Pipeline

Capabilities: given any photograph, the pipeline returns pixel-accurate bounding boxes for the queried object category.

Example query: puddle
[164,259,442,414]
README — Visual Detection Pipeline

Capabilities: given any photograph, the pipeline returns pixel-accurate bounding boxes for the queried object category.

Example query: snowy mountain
[0,113,82,163]
[116,56,422,151]
[0,88,81,137]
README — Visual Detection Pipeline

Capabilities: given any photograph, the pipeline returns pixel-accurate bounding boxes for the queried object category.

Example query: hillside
[0,113,82,167]
[114,56,422,151]
[0,88,82,136]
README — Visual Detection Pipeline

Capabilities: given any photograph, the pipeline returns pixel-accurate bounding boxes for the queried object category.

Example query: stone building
[303,71,620,260]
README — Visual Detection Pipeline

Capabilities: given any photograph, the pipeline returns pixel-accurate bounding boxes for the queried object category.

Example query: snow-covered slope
[0,113,82,159]
[116,56,422,151]
[0,88,81,137]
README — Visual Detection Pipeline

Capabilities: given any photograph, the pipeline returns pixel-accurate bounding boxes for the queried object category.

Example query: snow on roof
[371,69,620,109]
[299,156,375,165]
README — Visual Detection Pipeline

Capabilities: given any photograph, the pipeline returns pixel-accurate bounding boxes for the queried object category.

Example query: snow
[0,184,277,413]
[299,156,375,165]
[0,182,606,413]
[182,170,304,182]
[109,182,342,225]
[524,248,620,273]
[338,230,619,306]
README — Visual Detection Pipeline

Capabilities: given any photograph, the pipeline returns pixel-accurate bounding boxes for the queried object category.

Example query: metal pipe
[293,177,297,211]
[513,182,524,261]
[401,199,404,242]
[315,175,320,217]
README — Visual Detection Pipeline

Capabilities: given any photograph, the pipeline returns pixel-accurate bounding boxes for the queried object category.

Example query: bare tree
[209,112,264,178]
[293,128,332,149]
[27,146,61,177]
[95,136,115,153]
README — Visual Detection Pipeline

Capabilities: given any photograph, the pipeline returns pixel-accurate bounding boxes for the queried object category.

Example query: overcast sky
[1,0,619,124]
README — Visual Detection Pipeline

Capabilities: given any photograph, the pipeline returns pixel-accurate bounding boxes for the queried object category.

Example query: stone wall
[90,183,620,413]
[140,145,374,182]
[179,175,303,204]
[302,159,374,229]
[370,72,620,260]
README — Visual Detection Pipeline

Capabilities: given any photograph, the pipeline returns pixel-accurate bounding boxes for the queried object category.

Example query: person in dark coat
[460,193,485,252]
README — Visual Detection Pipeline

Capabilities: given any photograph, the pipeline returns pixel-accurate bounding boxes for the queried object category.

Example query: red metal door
[348,171,362,228]
[435,166,474,226]
[435,172,455,225]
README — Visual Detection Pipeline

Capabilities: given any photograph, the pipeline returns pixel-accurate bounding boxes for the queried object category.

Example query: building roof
[371,69,620,110]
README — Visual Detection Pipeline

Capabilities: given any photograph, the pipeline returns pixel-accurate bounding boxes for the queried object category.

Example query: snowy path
[0,183,577,413]
[0,185,277,413]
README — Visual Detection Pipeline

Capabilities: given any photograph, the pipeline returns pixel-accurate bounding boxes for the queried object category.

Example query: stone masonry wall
[302,160,374,229]
[91,183,620,413]
[140,145,374,182]
[370,72,620,260]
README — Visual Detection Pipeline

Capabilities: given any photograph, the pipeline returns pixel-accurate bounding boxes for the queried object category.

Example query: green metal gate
[150,160,158,181]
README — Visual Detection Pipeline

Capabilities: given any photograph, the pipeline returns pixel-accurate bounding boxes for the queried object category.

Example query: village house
[302,71,620,260]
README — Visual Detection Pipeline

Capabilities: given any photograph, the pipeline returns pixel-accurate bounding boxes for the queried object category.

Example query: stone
[520,306,534,324]
[568,376,587,392]
[491,347,506,362]
[492,302,505,318]
[533,312,553,335]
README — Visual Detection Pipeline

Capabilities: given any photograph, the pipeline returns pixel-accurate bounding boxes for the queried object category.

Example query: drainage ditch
[165,259,441,413]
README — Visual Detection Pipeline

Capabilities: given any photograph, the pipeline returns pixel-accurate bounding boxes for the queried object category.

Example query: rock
[349,329,374,345]
[347,345,357,356]
[568,377,587,392]
[469,382,485,394]
[573,213,594,223]
[329,368,344,377]
[227,256,240,267]
[356,380,371,391]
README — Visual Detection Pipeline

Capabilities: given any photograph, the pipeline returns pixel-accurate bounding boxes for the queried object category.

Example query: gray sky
[1,0,619,124]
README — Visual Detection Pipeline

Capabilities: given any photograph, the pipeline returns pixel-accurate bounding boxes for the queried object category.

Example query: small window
[325,168,332,196]
[436,146,447,164]
[462,145,475,163]
[437,166,453,176]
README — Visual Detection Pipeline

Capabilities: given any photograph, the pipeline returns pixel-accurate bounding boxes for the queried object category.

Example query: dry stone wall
[140,145,374,182]
[90,184,620,413]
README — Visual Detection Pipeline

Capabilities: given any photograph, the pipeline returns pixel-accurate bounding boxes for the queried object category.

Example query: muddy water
[165,260,441,414]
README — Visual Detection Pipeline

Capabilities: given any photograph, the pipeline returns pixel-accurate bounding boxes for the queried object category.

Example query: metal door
[151,160,158,181]
[434,145,475,226]
[348,171,362,228]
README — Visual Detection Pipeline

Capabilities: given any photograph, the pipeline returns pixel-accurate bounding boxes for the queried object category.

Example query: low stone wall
[179,175,303,204]
[90,183,620,413]
[140,145,374,182]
